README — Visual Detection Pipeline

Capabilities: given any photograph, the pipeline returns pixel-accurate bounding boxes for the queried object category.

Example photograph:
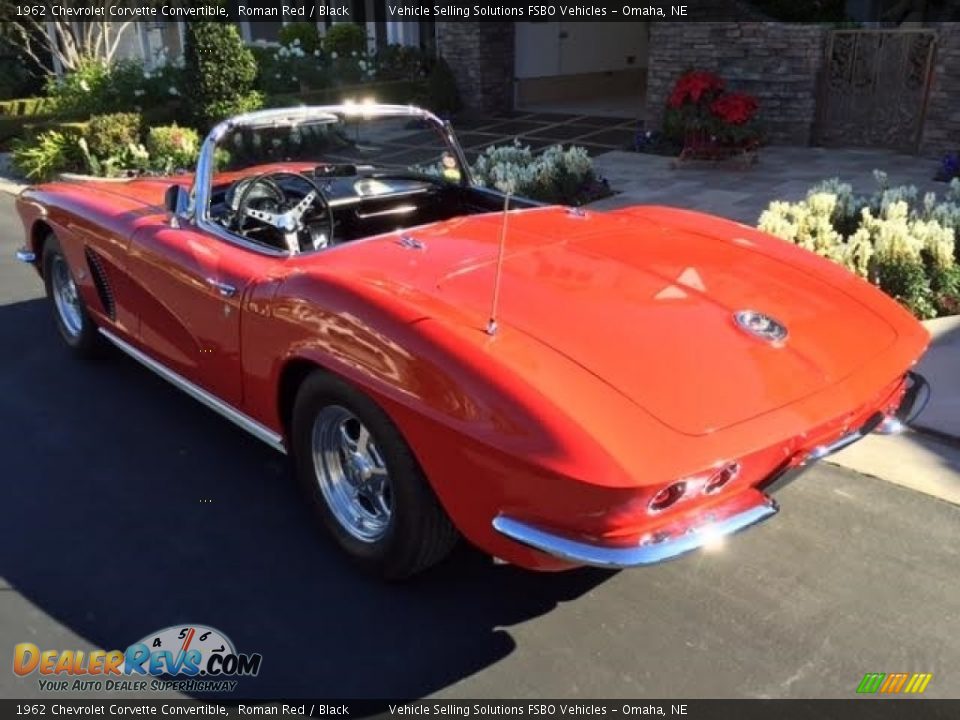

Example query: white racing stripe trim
[99,328,286,454]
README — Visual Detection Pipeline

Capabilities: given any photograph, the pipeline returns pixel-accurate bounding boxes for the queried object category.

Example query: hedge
[0,96,57,117]
[0,117,88,152]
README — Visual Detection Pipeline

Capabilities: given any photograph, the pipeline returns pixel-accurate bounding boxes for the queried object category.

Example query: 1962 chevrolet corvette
[15,104,931,579]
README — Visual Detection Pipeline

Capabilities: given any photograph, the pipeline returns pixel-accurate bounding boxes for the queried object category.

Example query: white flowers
[330,51,338,59]
[79,80,90,92]
[471,141,597,199]
[278,44,305,59]
[133,89,145,97]
[168,86,178,96]
[759,172,959,293]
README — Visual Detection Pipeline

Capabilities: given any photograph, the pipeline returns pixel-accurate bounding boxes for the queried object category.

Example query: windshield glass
[211,111,465,188]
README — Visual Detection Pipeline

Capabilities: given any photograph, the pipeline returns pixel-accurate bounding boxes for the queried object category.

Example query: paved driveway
[1,192,959,701]
[590,146,949,225]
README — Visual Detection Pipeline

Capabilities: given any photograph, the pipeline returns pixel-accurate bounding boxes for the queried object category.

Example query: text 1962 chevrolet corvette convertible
[15,104,931,579]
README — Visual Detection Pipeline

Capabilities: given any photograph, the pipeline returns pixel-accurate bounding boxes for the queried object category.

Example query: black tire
[291,370,458,580]
[42,234,101,358]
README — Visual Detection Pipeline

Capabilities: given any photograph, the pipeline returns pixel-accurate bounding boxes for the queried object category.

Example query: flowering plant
[710,92,759,125]
[668,71,724,108]
[469,140,609,205]
[758,174,960,319]
[663,70,761,148]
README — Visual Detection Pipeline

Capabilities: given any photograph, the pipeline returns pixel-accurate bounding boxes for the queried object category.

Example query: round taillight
[703,462,741,495]
[648,481,687,513]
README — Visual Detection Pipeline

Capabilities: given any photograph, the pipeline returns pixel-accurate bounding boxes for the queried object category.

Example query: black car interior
[210,165,540,254]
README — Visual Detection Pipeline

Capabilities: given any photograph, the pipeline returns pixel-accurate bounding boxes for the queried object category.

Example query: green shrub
[184,23,260,129]
[44,58,113,117]
[42,57,183,120]
[470,141,606,205]
[146,125,200,173]
[77,136,149,178]
[278,23,322,54]
[323,24,368,57]
[758,173,960,319]
[875,255,936,319]
[422,57,461,115]
[204,91,264,126]
[11,130,84,181]
[376,45,432,81]
[85,112,141,158]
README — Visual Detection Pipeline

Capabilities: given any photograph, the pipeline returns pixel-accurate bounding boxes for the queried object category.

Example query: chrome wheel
[50,255,83,338]
[312,405,393,543]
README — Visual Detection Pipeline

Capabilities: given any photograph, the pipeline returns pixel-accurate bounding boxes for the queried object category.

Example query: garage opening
[514,22,650,119]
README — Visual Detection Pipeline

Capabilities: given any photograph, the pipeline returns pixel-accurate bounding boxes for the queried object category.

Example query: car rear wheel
[42,234,101,358]
[291,371,458,580]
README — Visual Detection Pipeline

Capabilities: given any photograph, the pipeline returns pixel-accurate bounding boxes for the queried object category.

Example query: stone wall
[644,23,828,145]
[920,24,960,157]
[436,22,514,114]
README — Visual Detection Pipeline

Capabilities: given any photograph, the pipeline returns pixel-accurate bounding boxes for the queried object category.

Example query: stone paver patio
[587,146,951,225]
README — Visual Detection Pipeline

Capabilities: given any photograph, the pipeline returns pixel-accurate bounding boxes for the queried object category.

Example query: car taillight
[648,481,687,513]
[703,462,740,495]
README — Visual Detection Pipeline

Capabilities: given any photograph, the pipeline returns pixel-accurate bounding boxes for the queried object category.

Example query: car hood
[318,206,902,436]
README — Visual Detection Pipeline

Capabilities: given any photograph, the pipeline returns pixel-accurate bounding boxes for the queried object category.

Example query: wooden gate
[816,29,937,152]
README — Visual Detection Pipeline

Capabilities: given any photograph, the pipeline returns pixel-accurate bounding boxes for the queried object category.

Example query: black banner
[2,0,789,23]
[3,700,959,719]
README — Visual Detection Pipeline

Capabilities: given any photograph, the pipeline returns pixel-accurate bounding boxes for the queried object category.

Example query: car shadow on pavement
[0,298,614,700]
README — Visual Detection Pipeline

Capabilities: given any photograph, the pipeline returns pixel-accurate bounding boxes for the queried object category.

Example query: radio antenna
[486,191,511,336]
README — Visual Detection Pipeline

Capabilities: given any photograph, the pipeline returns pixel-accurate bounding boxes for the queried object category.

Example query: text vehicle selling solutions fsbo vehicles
[14,104,930,579]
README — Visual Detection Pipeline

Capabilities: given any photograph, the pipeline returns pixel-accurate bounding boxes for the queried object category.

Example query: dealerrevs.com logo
[13,624,262,693]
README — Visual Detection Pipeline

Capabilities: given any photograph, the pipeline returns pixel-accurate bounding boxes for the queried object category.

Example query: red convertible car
[15,104,930,579]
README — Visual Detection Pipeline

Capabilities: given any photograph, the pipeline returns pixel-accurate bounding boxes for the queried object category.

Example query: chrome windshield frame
[185,104,472,256]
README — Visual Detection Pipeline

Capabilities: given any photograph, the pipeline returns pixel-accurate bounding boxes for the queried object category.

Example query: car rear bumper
[492,372,929,569]
[493,491,779,568]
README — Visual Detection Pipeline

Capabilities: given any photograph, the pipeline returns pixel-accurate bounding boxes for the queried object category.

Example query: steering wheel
[233,171,334,253]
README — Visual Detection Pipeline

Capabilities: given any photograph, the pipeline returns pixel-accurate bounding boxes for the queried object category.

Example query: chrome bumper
[493,372,929,569]
[492,493,778,569]
[15,247,36,264]
[806,370,930,461]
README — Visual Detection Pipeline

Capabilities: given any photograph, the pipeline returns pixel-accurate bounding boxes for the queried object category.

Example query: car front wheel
[42,234,101,357]
[291,371,458,580]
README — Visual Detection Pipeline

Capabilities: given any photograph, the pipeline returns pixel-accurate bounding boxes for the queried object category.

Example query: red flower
[710,92,759,125]
[667,70,725,108]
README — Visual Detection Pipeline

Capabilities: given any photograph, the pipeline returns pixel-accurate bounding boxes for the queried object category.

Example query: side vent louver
[84,248,116,321]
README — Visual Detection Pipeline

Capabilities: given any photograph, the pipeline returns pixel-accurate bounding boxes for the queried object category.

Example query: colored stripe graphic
[857,673,885,694]
[857,672,932,694]
[904,673,933,694]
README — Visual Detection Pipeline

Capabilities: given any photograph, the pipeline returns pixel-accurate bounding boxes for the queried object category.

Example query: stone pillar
[920,24,960,158]
[436,22,514,113]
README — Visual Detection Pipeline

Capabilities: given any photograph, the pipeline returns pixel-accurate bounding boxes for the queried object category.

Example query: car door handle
[205,278,237,298]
